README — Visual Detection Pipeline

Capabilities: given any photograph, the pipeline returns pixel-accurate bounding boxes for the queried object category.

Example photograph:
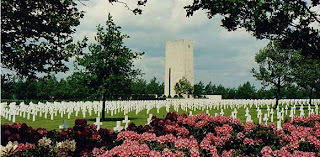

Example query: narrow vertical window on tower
[169,68,171,96]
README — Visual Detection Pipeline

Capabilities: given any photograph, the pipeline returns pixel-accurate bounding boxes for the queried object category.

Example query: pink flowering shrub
[2,113,320,156]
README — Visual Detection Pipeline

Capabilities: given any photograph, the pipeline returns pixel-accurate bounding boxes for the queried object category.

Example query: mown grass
[0,103,314,131]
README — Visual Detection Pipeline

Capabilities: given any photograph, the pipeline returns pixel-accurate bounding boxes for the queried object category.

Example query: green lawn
[0,104,314,131]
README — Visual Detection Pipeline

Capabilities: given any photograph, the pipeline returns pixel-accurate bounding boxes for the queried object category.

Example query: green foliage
[236,82,257,99]
[193,81,205,98]
[3,76,319,101]
[131,79,148,95]
[131,77,164,99]
[184,0,320,58]
[174,77,193,96]
[291,53,320,104]
[204,82,215,95]
[251,41,295,107]
[1,0,84,79]
[146,77,164,96]
[75,14,143,119]
[75,14,144,99]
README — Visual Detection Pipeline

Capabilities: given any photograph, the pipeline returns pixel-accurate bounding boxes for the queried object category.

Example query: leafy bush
[1,114,320,156]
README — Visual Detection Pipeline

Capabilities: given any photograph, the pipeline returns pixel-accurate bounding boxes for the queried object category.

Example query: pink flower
[92,147,106,156]
[292,151,316,157]
[139,144,150,156]
[243,138,254,145]
[58,149,68,157]
[200,138,211,149]
[308,135,320,150]
[90,124,97,130]
[149,150,161,157]
[140,132,157,141]
[222,149,235,157]
[92,133,101,140]
[157,135,167,143]
[237,132,245,139]
[315,129,320,138]
[176,127,190,136]
[164,125,176,132]
[244,122,255,132]
[37,129,48,135]
[25,143,35,149]
[209,146,219,157]
[175,151,185,157]
[261,146,273,157]
[12,123,22,129]
[157,134,176,143]
[117,130,140,140]
[164,134,176,143]
[189,147,200,157]
[195,120,208,128]
[92,148,100,156]
[17,143,26,151]
[162,148,174,156]
[273,148,291,157]
[215,124,233,136]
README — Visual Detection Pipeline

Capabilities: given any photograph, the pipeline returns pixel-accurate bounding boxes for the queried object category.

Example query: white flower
[68,140,76,152]
[56,139,76,152]
[0,141,18,156]
[38,137,52,147]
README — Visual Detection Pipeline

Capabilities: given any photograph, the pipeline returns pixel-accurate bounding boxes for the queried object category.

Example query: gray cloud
[67,0,269,88]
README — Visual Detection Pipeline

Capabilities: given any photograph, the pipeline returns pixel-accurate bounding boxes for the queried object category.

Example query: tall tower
[165,39,194,97]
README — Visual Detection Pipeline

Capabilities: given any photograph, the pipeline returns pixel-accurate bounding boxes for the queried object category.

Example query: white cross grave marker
[263,113,268,125]
[94,117,103,130]
[270,108,274,122]
[59,120,69,130]
[122,115,130,129]
[147,114,153,125]
[220,109,224,116]
[113,121,123,132]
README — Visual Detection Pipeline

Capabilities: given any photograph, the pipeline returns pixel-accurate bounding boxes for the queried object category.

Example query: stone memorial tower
[165,39,194,97]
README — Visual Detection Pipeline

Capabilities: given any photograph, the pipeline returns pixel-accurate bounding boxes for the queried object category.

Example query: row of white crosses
[1,99,320,130]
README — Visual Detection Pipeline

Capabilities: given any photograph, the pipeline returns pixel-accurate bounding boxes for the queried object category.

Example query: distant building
[205,95,222,100]
[164,39,194,97]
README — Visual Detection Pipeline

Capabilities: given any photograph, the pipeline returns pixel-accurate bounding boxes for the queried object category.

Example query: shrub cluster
[1,113,320,156]
[1,119,117,156]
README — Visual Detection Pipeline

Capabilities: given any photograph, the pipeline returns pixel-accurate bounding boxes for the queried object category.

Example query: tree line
[3,74,319,101]
[1,74,164,101]
[193,81,320,100]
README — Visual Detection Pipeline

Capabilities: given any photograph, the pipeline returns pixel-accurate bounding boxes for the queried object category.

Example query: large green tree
[292,54,320,105]
[75,14,143,121]
[251,41,295,108]
[1,0,84,79]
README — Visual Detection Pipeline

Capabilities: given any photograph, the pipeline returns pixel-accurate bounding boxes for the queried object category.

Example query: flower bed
[1,113,320,157]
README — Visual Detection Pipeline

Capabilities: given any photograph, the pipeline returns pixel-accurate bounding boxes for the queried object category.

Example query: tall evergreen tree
[75,14,143,121]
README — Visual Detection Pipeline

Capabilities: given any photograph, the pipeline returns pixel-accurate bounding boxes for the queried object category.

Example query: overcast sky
[61,0,271,88]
